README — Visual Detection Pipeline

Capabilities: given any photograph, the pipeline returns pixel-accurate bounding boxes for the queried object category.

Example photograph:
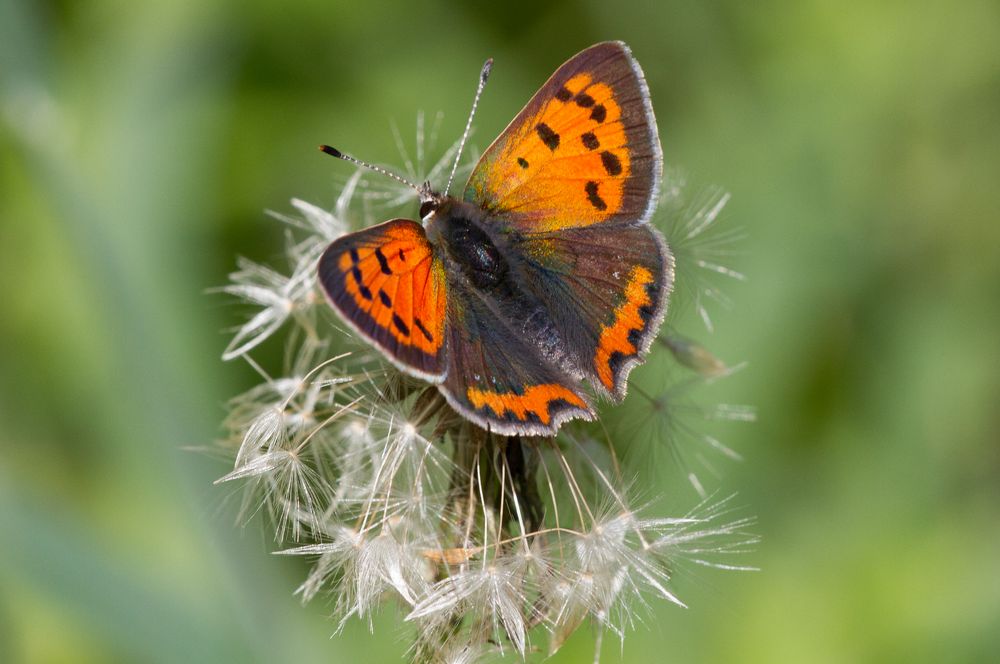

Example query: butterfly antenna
[444,57,493,196]
[319,145,430,199]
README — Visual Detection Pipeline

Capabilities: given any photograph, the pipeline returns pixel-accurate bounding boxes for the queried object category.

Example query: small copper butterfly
[318,41,673,436]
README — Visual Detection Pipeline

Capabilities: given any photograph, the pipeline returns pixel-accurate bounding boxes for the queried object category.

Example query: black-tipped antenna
[444,58,493,196]
[319,144,428,196]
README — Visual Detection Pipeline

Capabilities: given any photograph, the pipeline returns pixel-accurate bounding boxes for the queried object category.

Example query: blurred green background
[2,0,998,662]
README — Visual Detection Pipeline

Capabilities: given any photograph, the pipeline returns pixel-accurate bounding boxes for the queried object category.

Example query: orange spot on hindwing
[467,384,587,426]
[595,266,657,391]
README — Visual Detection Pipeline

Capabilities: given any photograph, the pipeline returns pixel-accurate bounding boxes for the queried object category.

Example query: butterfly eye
[419,200,438,218]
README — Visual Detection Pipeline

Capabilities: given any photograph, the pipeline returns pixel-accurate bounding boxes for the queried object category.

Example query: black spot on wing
[349,265,373,300]
[522,411,543,426]
[548,398,584,420]
[517,157,529,169]
[581,132,599,150]
[536,123,560,151]
[349,248,359,263]
[608,350,629,379]
[575,92,595,108]
[600,151,622,176]
[555,86,572,101]
[378,289,392,307]
[374,248,392,275]
[414,318,434,342]
[392,313,410,336]
[590,104,606,123]
[585,181,607,211]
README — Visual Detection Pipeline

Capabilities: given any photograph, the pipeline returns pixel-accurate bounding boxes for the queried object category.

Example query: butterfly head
[417,185,444,220]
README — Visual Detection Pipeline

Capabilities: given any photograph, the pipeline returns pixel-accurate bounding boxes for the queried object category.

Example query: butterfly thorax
[426,197,576,377]
[426,198,511,292]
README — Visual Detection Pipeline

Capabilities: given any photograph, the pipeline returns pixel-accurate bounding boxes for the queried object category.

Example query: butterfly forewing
[318,219,448,381]
[464,41,662,231]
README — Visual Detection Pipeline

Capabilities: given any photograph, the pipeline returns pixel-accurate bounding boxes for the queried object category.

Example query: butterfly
[317,41,673,437]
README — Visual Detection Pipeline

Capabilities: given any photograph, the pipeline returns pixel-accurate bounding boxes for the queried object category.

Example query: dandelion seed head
[214,116,755,660]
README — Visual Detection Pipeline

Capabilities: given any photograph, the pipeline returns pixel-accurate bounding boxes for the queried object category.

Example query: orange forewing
[464,41,662,232]
[318,219,447,380]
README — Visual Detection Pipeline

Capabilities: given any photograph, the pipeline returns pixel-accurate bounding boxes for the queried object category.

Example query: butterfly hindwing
[440,278,594,436]
[464,41,662,231]
[510,222,673,399]
[318,219,448,381]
